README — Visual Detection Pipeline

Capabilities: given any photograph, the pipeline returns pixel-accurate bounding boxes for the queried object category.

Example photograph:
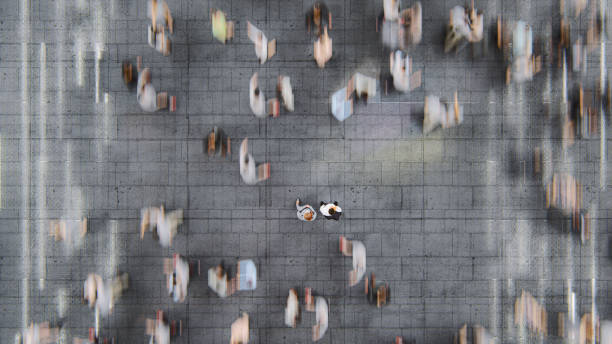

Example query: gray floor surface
[1,0,612,343]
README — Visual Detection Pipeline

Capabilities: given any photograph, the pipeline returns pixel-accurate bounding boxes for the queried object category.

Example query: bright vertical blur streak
[20,0,31,330]
[107,220,118,276]
[490,278,499,338]
[75,35,84,87]
[56,0,65,139]
[601,107,606,189]
[104,93,110,145]
[57,288,67,318]
[38,42,47,291]
[95,46,101,104]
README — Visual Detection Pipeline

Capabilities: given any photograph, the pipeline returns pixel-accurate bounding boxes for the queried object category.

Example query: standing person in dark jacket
[320,201,342,220]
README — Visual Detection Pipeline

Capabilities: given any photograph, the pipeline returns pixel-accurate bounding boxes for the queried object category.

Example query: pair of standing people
[296,199,342,221]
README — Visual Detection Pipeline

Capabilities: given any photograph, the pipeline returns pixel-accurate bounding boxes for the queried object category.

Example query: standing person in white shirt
[296,199,317,222]
[165,254,194,303]
[239,138,270,185]
[137,68,157,112]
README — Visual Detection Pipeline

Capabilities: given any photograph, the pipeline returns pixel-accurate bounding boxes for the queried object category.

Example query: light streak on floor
[20,0,31,330]
[56,0,65,139]
[75,34,85,88]
[38,42,48,291]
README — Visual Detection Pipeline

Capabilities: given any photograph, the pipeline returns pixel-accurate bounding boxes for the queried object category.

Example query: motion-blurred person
[285,288,300,328]
[365,273,389,307]
[514,289,547,335]
[207,264,236,298]
[423,92,463,134]
[73,328,115,344]
[473,325,494,344]
[230,313,249,344]
[498,19,541,83]
[314,26,332,68]
[399,2,422,47]
[164,254,199,303]
[49,217,87,243]
[390,50,421,93]
[383,0,400,21]
[444,3,484,53]
[83,272,129,317]
[146,311,180,344]
[211,8,234,44]
[240,138,271,185]
[545,173,581,215]
[22,322,59,344]
[296,198,317,222]
[312,297,329,341]
[277,75,294,112]
[147,0,173,55]
[580,313,599,344]
[122,60,138,90]
[306,2,331,36]
[137,68,168,112]
[351,73,377,103]
[206,126,231,157]
[140,205,183,247]
[320,201,342,220]
[247,21,276,64]
[250,73,267,118]
[340,236,366,286]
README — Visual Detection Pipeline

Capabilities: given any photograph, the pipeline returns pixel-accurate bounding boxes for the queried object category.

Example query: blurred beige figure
[579,313,599,344]
[444,3,484,53]
[314,26,332,68]
[390,50,421,93]
[49,217,87,242]
[137,68,168,112]
[400,2,422,46]
[514,289,547,335]
[312,297,329,341]
[23,322,59,344]
[277,76,294,112]
[247,21,276,64]
[497,19,541,84]
[285,288,300,327]
[83,272,129,317]
[473,325,495,344]
[240,138,271,185]
[340,236,366,286]
[423,92,463,134]
[561,0,587,17]
[148,0,173,34]
[140,205,183,247]
[230,313,249,344]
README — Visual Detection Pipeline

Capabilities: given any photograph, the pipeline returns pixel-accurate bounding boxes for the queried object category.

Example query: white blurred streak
[56,0,65,139]
[75,34,84,87]
[601,106,606,189]
[38,42,47,291]
[20,0,31,330]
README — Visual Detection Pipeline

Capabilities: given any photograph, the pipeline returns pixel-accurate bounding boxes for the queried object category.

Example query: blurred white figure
[146,316,170,344]
[137,68,158,112]
[352,73,377,101]
[23,322,59,344]
[239,138,270,185]
[277,76,294,112]
[312,297,329,341]
[445,4,483,52]
[390,50,421,93]
[383,0,400,21]
[230,313,249,344]
[507,20,540,83]
[249,73,266,118]
[285,289,300,328]
[340,236,366,286]
[83,273,128,317]
[148,0,172,33]
[207,264,234,298]
[166,254,190,303]
[247,21,274,64]
[314,26,332,68]
[423,93,463,134]
[140,206,183,247]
